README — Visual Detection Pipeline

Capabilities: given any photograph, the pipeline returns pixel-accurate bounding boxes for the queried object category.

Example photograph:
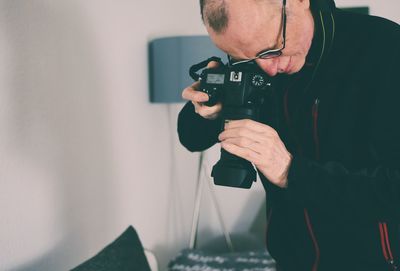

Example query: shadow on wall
[196,194,267,253]
[153,194,267,267]
[1,1,114,270]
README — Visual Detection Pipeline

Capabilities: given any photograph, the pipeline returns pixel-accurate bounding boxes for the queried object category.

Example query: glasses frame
[228,0,287,66]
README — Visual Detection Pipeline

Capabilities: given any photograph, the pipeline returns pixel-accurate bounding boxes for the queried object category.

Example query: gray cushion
[71,226,151,271]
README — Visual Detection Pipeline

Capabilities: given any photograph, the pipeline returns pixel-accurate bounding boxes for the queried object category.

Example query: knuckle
[198,108,208,117]
[238,130,247,137]
[207,61,219,68]
[205,106,217,115]
[195,92,205,101]
[270,129,278,137]
[181,89,188,99]
[239,138,248,146]
[182,87,194,100]
[244,119,252,125]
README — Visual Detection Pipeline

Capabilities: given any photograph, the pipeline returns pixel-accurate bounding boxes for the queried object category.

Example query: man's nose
[255,58,279,76]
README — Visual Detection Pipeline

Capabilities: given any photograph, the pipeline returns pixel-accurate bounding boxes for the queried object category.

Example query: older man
[178,0,400,270]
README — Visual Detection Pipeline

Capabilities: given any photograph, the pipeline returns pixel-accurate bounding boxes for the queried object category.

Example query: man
[178,0,400,270]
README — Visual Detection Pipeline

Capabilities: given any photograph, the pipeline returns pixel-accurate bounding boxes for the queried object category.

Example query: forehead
[207,0,281,58]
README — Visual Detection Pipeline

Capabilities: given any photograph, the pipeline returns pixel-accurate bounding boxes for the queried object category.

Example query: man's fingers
[193,101,222,119]
[220,137,263,153]
[207,60,220,69]
[182,60,219,102]
[225,119,277,135]
[180,60,222,120]
[220,141,261,163]
[182,85,209,102]
[219,128,267,143]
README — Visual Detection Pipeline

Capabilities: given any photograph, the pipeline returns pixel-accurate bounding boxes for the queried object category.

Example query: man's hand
[181,61,222,120]
[218,119,293,188]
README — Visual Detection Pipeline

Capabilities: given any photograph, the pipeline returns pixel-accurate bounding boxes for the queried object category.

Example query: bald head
[200,0,281,33]
[199,0,228,33]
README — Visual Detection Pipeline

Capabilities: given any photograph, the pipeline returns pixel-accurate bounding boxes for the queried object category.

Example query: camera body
[192,60,274,189]
[198,64,272,109]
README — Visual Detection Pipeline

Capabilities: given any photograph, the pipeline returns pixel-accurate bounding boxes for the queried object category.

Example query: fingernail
[224,119,230,129]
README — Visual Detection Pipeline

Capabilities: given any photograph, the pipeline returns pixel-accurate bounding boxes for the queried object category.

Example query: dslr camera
[189,57,275,189]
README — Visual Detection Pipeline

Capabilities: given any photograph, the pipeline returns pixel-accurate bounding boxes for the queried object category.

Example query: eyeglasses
[228,0,287,66]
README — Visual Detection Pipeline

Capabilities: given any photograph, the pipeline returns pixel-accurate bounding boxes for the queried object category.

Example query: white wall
[0,1,398,271]
[336,0,399,23]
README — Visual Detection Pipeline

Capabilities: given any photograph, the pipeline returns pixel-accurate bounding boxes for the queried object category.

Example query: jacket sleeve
[177,101,222,152]
[285,45,400,223]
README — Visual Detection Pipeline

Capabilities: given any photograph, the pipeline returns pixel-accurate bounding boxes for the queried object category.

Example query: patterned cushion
[71,226,151,271]
[168,249,276,271]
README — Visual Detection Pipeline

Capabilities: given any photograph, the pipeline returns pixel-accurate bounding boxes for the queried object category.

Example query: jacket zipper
[284,91,321,270]
[379,222,399,270]
[307,98,321,271]
[304,208,320,271]
[312,98,320,161]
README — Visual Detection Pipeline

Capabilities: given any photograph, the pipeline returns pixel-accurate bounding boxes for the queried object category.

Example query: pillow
[71,226,151,271]
[168,249,276,271]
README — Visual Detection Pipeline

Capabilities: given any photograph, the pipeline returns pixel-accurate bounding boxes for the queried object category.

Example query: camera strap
[189,56,225,81]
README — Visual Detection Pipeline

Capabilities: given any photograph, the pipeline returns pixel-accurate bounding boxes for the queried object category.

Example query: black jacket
[177,5,400,271]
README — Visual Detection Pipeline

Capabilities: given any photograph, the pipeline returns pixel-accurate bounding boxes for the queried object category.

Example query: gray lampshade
[148,35,227,103]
